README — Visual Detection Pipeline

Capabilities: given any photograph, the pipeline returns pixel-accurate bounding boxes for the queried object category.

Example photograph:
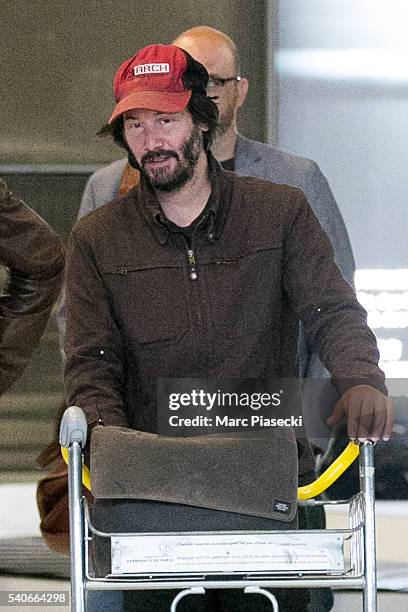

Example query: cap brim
[108,90,192,124]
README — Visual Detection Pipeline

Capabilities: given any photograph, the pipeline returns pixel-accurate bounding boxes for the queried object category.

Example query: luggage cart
[60,406,378,612]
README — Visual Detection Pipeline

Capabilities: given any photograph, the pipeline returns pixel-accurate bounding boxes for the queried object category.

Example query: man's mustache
[141,150,179,166]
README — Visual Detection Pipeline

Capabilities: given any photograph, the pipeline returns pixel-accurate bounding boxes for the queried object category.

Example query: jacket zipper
[185,212,208,281]
[187,248,198,280]
[184,235,207,373]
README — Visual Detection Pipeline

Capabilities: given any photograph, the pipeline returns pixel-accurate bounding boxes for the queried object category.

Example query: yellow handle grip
[61,440,360,499]
[61,446,92,491]
[297,441,360,500]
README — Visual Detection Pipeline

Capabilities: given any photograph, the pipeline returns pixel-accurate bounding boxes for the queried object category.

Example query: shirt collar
[137,151,232,245]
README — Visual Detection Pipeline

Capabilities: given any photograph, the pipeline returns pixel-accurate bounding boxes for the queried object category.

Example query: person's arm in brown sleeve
[0,179,64,394]
[282,187,392,442]
[63,225,128,432]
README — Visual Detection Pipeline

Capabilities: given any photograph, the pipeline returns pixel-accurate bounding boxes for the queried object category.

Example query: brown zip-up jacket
[64,156,385,474]
[0,179,64,394]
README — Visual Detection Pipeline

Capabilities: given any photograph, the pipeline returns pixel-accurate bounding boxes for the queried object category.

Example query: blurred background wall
[0,0,268,166]
[270,0,408,380]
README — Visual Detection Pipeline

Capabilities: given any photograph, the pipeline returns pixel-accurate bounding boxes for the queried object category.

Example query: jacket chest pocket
[103,265,186,348]
[206,247,283,338]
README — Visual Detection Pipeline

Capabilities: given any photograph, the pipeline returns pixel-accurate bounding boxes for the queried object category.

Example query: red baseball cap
[108,44,208,124]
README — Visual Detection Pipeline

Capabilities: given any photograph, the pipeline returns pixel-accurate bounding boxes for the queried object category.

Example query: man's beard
[217,104,236,137]
[140,125,202,192]
[212,88,238,137]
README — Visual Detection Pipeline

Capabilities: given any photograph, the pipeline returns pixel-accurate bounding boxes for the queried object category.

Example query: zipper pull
[187,249,195,266]
[187,248,198,280]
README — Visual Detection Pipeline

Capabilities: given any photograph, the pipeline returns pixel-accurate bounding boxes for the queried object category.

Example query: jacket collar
[137,151,233,245]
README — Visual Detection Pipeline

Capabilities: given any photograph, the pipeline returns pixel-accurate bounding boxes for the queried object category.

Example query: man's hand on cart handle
[326,384,393,442]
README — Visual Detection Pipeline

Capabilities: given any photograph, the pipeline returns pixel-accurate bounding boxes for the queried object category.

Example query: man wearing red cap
[64,44,392,612]
[57,28,355,375]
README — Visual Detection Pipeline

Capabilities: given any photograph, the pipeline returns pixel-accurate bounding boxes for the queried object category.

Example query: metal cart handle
[60,407,360,499]
[60,406,91,491]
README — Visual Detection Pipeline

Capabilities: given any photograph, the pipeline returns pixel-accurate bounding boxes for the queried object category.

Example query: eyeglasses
[206,75,241,91]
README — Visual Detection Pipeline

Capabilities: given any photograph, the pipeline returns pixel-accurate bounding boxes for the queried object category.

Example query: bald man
[173,26,249,162]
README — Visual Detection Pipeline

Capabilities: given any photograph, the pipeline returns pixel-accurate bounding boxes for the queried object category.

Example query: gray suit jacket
[58,135,355,381]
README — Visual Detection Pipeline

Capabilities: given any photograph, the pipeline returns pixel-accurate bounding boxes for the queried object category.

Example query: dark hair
[98,92,219,153]
[187,91,219,150]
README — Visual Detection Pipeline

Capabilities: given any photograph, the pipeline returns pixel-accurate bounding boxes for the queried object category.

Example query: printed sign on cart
[111,532,344,575]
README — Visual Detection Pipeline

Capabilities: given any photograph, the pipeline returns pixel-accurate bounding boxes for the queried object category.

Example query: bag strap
[118,162,140,197]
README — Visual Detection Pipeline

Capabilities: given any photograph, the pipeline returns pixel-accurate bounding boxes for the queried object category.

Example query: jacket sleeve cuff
[333,377,388,397]
[70,400,129,431]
